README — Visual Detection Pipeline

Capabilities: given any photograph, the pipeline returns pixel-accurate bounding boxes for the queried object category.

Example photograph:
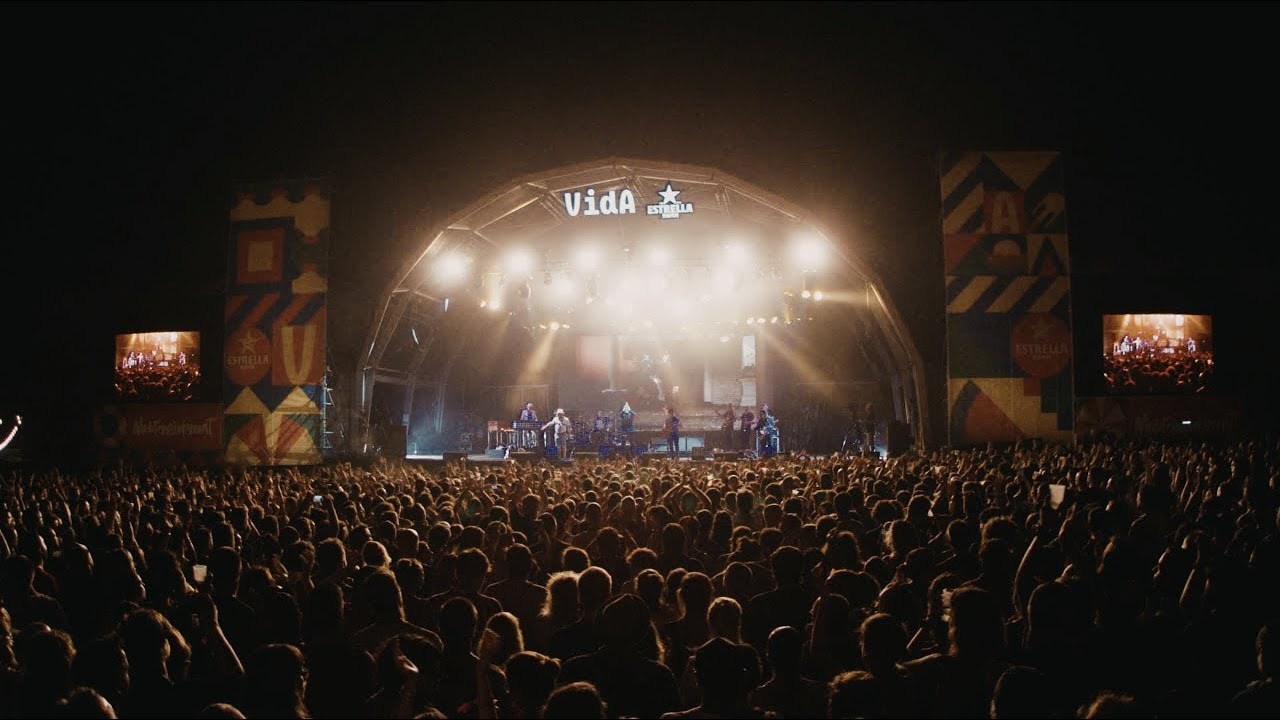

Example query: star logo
[239,333,261,353]
[647,182,694,220]
[658,183,682,205]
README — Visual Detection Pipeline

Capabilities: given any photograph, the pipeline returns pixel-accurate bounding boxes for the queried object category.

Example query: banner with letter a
[939,152,1074,445]
[223,181,331,465]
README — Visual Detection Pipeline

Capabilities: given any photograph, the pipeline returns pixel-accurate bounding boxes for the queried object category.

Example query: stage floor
[404,452,695,465]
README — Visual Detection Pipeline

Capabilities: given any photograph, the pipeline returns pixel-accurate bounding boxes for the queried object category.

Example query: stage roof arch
[357,157,929,452]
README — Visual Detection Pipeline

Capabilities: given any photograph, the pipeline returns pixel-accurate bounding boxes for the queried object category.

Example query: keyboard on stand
[511,421,542,449]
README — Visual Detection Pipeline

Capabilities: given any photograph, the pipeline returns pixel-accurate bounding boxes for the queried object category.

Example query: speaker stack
[713,451,740,461]
[384,425,408,458]
[886,420,911,457]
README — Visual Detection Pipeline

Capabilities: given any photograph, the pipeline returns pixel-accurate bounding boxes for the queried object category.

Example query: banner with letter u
[223,181,331,465]
[939,152,1074,445]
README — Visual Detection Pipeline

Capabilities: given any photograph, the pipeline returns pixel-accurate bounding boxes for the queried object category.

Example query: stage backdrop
[223,182,331,465]
[940,152,1074,445]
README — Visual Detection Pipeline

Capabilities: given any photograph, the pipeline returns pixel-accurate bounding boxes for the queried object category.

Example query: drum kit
[573,412,628,447]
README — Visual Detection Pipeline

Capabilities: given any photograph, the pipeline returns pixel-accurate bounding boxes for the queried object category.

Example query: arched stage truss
[356,158,929,456]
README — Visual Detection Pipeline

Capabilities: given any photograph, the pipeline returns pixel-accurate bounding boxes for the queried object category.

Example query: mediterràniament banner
[223,182,330,465]
[939,152,1074,445]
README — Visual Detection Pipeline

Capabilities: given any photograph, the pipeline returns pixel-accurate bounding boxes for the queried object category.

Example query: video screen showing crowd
[1102,314,1214,394]
[506,401,791,461]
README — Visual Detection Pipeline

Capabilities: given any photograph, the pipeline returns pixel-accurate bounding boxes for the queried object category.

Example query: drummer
[593,410,611,432]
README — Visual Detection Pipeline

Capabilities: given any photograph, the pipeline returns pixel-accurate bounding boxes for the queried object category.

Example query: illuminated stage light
[713,268,738,292]
[771,316,779,324]
[747,317,755,325]
[790,235,828,270]
[549,321,562,331]
[479,300,487,308]
[552,275,574,298]
[488,299,502,311]
[813,291,824,301]
[538,323,548,330]
[505,249,534,275]
[719,336,731,343]
[801,289,812,299]
[756,317,766,325]
[573,245,601,271]
[437,253,470,283]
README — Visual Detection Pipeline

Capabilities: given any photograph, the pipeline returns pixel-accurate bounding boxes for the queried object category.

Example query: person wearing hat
[542,408,574,460]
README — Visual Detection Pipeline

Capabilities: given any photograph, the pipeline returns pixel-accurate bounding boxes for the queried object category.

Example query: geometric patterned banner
[223,181,330,465]
[940,152,1074,445]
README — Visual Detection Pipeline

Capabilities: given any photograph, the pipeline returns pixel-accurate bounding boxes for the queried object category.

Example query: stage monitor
[114,331,201,401]
[1102,314,1213,394]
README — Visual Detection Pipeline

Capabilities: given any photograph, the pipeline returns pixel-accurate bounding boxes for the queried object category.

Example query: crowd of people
[113,361,201,402]
[1103,351,1214,394]
[1,436,1277,718]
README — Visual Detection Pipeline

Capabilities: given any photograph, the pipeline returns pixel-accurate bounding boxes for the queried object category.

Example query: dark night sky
[3,2,1277,460]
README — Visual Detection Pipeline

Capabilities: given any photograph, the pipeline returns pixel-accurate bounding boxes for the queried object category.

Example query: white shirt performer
[542,408,574,460]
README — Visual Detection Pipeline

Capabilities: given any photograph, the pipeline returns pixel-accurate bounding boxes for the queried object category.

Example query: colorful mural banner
[223,182,331,465]
[94,404,224,452]
[939,152,1074,445]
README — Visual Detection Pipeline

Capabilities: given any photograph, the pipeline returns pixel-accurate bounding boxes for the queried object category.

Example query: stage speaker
[691,446,709,460]
[510,451,538,462]
[713,451,740,461]
[886,420,911,457]
[597,445,614,458]
[442,451,468,463]
[384,425,407,458]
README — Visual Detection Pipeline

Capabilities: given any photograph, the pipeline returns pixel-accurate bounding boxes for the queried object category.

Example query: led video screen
[115,331,201,401]
[1102,314,1212,394]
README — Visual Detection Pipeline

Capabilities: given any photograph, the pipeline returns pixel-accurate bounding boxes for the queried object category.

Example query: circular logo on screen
[225,327,271,386]
[1011,314,1072,378]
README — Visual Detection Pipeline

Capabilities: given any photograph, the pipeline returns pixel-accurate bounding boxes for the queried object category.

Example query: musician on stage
[862,402,876,455]
[720,406,736,451]
[514,402,539,449]
[618,402,635,435]
[663,406,681,459]
[593,410,611,432]
[739,407,755,451]
[542,408,574,460]
[757,403,779,456]
[519,403,538,422]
